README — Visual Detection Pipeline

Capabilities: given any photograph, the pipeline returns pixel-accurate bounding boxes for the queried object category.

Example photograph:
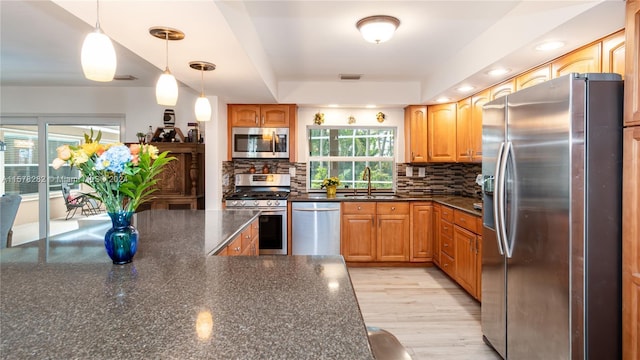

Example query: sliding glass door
[0,116,123,247]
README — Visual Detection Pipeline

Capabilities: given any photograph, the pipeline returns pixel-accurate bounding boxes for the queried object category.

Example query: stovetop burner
[226,191,290,201]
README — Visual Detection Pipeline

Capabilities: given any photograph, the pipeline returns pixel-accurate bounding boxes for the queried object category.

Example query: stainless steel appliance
[225,174,290,255]
[291,202,341,255]
[481,73,623,359]
[231,127,289,159]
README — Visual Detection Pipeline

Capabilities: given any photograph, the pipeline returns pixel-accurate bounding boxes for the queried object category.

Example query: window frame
[306,125,397,192]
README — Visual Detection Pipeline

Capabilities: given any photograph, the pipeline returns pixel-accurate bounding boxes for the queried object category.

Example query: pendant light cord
[200,68,205,96]
[95,0,101,30]
[165,32,170,71]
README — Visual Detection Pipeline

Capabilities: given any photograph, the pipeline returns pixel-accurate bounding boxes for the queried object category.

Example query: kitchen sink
[340,194,399,199]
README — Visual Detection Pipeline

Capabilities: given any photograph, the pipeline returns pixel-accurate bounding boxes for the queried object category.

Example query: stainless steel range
[225,174,290,255]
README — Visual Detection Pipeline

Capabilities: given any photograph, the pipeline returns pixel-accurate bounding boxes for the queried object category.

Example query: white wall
[295,107,405,163]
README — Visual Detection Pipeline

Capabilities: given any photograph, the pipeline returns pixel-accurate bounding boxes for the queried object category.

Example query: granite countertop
[0,210,373,359]
[290,193,482,217]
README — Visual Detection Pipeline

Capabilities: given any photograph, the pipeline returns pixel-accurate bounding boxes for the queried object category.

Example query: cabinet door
[602,30,626,77]
[404,105,429,163]
[623,126,640,360]
[625,0,640,126]
[342,214,376,262]
[410,203,433,262]
[551,43,602,78]
[456,98,472,162]
[377,202,410,262]
[476,235,482,301]
[427,103,457,162]
[516,64,551,90]
[433,204,441,266]
[490,79,515,100]
[454,225,477,296]
[229,105,260,127]
[261,105,290,127]
[470,89,490,162]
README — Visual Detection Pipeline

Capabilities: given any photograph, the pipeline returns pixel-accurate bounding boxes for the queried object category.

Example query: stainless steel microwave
[231,127,290,159]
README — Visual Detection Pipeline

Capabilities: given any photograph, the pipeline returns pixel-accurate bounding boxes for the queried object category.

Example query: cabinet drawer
[454,210,478,233]
[240,226,253,251]
[441,252,455,277]
[442,233,455,257]
[440,220,453,239]
[377,202,410,215]
[441,205,454,222]
[226,235,243,256]
[343,202,376,214]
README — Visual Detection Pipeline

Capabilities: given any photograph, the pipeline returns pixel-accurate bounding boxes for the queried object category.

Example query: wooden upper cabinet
[491,79,515,100]
[228,104,290,127]
[602,30,626,78]
[470,89,490,163]
[551,43,602,78]
[516,64,551,90]
[427,103,457,162]
[229,105,261,127]
[261,105,290,127]
[456,98,472,162]
[404,105,429,163]
[625,0,640,126]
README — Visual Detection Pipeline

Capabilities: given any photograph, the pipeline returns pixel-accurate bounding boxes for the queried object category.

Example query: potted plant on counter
[321,176,340,198]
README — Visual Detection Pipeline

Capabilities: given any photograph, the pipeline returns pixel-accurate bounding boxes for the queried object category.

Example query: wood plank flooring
[348,266,502,360]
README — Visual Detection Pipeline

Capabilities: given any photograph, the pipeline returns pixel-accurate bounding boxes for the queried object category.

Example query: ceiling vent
[113,75,138,81]
[340,74,362,80]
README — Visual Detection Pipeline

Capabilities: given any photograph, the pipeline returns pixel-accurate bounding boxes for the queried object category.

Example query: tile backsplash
[223,160,482,199]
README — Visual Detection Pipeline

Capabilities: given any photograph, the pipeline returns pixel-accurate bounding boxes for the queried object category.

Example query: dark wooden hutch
[137,141,205,211]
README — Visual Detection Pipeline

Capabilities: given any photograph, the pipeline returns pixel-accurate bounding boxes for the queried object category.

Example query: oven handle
[272,131,276,156]
[293,208,340,212]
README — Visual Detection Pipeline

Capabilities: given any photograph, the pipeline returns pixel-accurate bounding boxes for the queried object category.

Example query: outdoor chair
[61,183,101,220]
[0,194,22,248]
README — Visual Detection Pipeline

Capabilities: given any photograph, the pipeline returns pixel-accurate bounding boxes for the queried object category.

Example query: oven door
[232,127,289,159]
[257,208,287,255]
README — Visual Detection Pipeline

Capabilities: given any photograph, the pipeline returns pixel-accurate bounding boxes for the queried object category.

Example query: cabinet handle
[255,115,258,125]
[262,115,265,125]
[444,243,448,247]
[245,235,250,239]
[357,206,362,210]
[444,263,448,267]
[234,247,241,252]
[411,151,414,160]
[391,207,396,211]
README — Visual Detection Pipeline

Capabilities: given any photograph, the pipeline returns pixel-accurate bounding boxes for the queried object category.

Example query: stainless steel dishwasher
[291,202,341,255]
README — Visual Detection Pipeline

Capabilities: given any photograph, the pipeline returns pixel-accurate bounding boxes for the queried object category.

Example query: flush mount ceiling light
[189,61,216,122]
[456,85,475,93]
[487,68,511,76]
[535,40,565,51]
[436,97,451,103]
[356,15,400,44]
[81,0,116,82]
[150,27,185,106]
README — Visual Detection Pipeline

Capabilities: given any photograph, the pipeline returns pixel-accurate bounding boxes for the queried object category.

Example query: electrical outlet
[289,167,296,177]
[406,166,413,177]
[418,167,426,177]
[222,174,229,186]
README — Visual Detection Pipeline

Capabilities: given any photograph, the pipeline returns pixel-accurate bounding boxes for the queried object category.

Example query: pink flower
[56,145,71,161]
[129,143,141,155]
[52,157,65,170]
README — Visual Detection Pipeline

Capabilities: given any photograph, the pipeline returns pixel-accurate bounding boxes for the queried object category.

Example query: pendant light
[356,15,400,44]
[189,61,216,122]
[149,27,185,106]
[81,0,116,82]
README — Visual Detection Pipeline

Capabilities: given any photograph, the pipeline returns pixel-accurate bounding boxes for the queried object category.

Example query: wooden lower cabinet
[341,202,409,262]
[433,205,483,300]
[454,225,478,297]
[218,219,259,256]
[410,202,433,262]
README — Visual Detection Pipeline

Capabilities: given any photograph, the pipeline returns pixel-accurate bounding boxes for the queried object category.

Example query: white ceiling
[0,0,626,108]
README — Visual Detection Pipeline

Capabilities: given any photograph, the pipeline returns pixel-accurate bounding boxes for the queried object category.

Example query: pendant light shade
[81,0,116,82]
[356,15,400,44]
[150,27,185,106]
[195,96,212,122]
[189,61,216,122]
[156,69,179,106]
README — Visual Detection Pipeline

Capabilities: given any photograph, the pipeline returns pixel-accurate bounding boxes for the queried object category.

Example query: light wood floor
[348,266,502,360]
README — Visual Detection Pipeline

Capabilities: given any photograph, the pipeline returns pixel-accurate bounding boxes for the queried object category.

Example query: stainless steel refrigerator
[481,73,623,359]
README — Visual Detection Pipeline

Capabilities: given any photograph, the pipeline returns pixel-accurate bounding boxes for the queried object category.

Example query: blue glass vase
[104,211,138,265]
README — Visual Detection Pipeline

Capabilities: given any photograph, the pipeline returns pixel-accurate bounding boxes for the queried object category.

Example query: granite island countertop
[0,210,373,360]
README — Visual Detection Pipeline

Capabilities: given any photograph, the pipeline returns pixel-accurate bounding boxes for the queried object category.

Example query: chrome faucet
[362,166,372,196]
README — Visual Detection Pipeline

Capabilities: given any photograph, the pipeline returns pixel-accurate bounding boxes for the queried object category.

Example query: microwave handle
[272,131,276,155]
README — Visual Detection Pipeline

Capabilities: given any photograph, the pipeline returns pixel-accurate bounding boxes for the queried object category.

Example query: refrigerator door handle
[498,141,513,258]
[493,142,505,256]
